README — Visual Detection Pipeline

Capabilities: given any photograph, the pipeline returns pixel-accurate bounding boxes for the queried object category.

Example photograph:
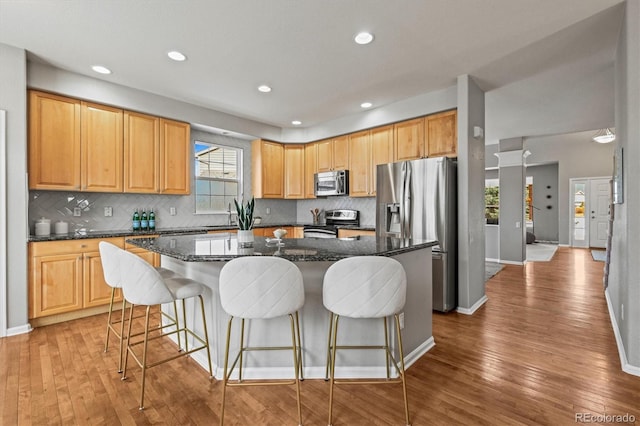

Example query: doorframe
[569,176,611,248]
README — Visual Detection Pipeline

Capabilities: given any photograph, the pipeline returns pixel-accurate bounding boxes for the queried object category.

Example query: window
[485,179,499,224]
[194,142,242,213]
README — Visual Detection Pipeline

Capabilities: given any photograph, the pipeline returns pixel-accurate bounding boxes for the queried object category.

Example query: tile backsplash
[28,191,298,234]
[28,191,375,235]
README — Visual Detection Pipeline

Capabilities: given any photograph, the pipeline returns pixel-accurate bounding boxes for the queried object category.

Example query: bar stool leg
[324,312,334,380]
[327,314,340,426]
[383,317,391,379]
[198,295,213,378]
[220,316,234,426]
[117,298,127,373]
[395,313,410,426]
[238,318,246,382]
[289,313,303,426]
[104,288,116,353]
[138,306,152,410]
[295,311,304,380]
[121,300,136,380]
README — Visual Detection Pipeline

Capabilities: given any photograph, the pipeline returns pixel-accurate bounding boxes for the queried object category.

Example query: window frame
[194,141,243,214]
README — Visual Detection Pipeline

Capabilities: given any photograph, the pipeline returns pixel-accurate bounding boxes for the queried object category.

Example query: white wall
[609,0,640,374]
[0,43,29,335]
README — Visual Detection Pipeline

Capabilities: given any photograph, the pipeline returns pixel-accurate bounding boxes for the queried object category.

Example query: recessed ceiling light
[354,32,374,45]
[291,120,302,126]
[258,85,272,93]
[91,65,111,75]
[167,50,187,61]
[361,102,373,108]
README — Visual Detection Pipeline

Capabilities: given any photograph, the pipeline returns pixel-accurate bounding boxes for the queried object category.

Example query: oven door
[303,227,337,238]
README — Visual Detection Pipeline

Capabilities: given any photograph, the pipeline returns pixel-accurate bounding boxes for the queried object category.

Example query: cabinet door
[425,110,457,158]
[394,117,424,161]
[316,139,333,172]
[160,119,191,194]
[124,111,160,193]
[84,251,120,308]
[332,136,349,170]
[30,253,83,318]
[370,125,394,196]
[284,145,305,199]
[348,130,371,197]
[304,143,317,199]
[28,91,81,190]
[81,102,123,192]
[259,141,284,198]
[127,248,160,267]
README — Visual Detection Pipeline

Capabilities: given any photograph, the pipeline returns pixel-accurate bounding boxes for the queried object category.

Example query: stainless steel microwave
[314,170,349,197]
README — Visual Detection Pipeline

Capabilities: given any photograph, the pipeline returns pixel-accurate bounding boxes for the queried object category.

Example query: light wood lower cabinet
[337,229,376,238]
[29,237,124,319]
[254,226,295,238]
[125,235,161,267]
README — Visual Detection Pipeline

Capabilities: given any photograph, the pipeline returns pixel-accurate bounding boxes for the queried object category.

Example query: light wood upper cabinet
[124,111,160,193]
[317,136,349,172]
[394,117,425,161]
[347,125,393,197]
[160,119,191,194]
[425,110,457,158]
[28,91,82,190]
[348,130,371,197]
[81,102,124,192]
[284,144,305,199]
[370,125,394,195]
[332,136,349,170]
[304,143,317,199]
[29,91,124,192]
[252,139,284,198]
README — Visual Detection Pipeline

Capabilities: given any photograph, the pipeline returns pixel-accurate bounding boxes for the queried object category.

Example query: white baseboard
[6,323,32,337]
[500,260,524,266]
[485,257,500,263]
[456,295,488,315]
[604,289,640,377]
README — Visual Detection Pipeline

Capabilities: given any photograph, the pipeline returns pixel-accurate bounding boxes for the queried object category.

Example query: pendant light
[592,128,616,143]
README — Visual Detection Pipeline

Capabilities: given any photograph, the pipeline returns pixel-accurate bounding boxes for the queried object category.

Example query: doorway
[570,177,611,248]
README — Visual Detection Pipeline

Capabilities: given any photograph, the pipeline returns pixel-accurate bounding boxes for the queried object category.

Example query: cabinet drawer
[30,237,124,256]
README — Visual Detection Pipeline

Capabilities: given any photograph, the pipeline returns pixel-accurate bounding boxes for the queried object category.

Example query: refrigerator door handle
[401,161,412,238]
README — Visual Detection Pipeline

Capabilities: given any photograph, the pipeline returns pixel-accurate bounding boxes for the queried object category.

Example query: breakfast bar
[127,233,437,380]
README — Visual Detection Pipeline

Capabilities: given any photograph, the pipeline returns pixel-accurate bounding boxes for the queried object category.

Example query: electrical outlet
[399,312,405,329]
[266,207,271,215]
[170,207,176,216]
[73,207,81,217]
[104,206,113,217]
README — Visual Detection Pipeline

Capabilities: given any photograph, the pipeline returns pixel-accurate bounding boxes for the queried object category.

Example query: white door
[571,179,588,248]
[589,178,610,248]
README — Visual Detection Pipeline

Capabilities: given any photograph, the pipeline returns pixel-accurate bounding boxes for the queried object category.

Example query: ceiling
[0,0,624,131]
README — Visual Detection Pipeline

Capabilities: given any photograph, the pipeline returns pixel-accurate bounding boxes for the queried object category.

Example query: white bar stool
[113,246,213,410]
[99,241,182,373]
[218,256,305,426]
[323,256,410,426]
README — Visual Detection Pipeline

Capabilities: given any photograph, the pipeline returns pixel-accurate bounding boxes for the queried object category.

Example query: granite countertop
[28,223,376,242]
[126,233,437,262]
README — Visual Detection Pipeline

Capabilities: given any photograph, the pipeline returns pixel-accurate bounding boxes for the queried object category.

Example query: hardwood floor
[2,247,639,425]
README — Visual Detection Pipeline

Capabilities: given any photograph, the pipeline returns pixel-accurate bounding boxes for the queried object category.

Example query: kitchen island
[127,233,437,380]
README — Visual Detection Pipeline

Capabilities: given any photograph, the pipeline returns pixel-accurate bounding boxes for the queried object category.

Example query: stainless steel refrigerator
[376,157,457,312]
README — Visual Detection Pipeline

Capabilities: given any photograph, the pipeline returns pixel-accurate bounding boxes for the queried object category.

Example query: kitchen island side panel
[159,247,433,380]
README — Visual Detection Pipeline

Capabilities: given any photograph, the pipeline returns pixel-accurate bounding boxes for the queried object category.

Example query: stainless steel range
[303,209,359,238]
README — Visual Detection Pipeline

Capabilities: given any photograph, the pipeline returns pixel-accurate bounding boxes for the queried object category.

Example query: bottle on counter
[149,210,156,231]
[132,209,140,232]
[141,210,148,231]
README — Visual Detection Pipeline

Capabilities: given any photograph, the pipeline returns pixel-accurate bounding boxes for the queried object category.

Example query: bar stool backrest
[219,257,304,319]
[118,248,174,305]
[323,256,406,318]
[99,241,123,289]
